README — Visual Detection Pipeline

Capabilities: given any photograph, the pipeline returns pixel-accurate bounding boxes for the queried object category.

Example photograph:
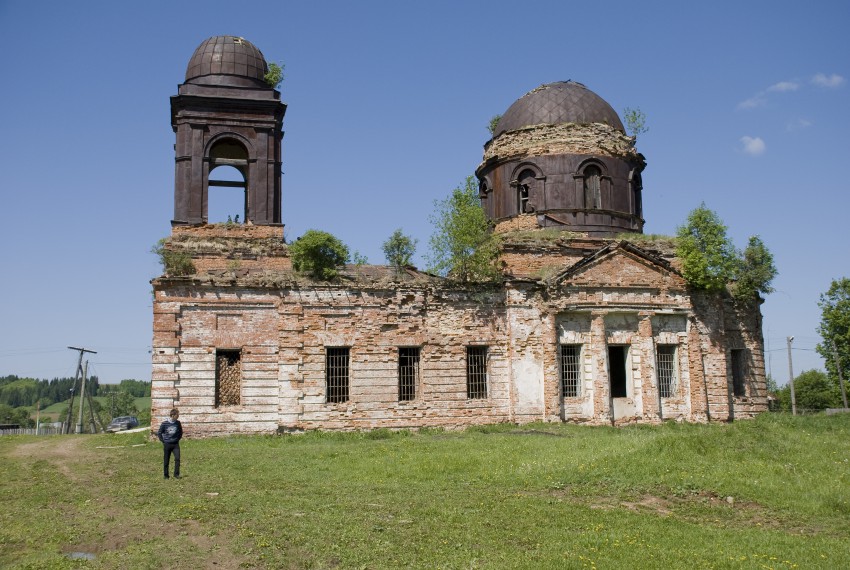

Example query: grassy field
[1,413,848,569]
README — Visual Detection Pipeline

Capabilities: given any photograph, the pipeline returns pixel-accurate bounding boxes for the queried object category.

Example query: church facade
[151,36,768,436]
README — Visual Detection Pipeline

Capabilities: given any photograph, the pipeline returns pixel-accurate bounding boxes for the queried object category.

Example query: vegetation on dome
[623,107,648,138]
[264,62,284,88]
[487,114,502,136]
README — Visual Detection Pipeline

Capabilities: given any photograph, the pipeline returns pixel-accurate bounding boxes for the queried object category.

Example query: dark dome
[495,81,624,135]
[185,36,268,86]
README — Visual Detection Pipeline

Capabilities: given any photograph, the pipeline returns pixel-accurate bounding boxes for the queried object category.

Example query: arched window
[208,165,245,223]
[478,179,489,199]
[517,169,536,214]
[584,165,602,209]
[208,139,248,223]
[630,169,643,218]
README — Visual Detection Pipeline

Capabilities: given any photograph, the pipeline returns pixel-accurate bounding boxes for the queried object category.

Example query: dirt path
[8,436,92,480]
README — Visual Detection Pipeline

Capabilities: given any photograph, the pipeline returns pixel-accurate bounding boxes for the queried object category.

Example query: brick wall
[151,239,768,435]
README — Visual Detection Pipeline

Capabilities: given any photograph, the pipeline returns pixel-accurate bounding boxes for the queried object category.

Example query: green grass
[1,413,849,568]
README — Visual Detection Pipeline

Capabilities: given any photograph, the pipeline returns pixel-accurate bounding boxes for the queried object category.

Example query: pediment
[551,241,685,289]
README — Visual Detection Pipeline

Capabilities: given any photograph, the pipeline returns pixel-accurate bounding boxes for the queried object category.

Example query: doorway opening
[608,345,628,398]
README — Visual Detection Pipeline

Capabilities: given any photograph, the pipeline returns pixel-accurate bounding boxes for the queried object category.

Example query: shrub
[151,239,195,277]
[289,230,349,280]
[264,62,284,88]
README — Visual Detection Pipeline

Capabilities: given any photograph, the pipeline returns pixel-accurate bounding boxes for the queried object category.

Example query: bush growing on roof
[290,229,349,280]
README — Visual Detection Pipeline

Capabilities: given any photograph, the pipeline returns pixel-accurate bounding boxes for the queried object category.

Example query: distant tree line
[0,375,150,408]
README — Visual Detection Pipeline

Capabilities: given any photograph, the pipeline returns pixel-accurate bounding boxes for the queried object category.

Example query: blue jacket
[157,418,183,444]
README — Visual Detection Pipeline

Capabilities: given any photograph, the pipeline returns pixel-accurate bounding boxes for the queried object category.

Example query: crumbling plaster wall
[152,281,515,436]
[151,241,768,435]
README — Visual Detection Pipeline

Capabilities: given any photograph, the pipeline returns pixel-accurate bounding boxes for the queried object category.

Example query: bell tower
[170,35,286,226]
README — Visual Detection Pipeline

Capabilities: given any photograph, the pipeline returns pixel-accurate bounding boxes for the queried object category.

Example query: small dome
[185,36,268,86]
[495,81,624,136]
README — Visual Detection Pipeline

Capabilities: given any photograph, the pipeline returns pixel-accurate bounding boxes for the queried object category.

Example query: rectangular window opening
[608,346,628,398]
[215,349,242,407]
[326,347,350,403]
[656,345,677,398]
[466,346,488,399]
[559,344,581,398]
[398,347,420,401]
[731,349,747,397]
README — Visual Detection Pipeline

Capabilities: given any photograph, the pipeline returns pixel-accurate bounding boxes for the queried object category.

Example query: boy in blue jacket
[157,408,183,479]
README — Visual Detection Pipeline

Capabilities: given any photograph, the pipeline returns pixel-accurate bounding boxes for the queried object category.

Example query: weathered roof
[185,35,268,87]
[495,81,624,136]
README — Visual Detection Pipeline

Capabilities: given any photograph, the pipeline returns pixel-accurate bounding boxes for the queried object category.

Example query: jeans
[163,442,181,478]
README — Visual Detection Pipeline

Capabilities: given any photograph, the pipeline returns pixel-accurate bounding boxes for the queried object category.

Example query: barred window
[559,344,581,398]
[215,349,242,407]
[326,347,350,403]
[731,349,747,397]
[656,345,677,398]
[466,346,488,399]
[398,347,420,401]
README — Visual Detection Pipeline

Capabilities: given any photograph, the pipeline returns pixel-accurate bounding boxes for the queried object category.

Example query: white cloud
[737,79,797,109]
[786,118,812,131]
[737,95,766,110]
[811,73,845,88]
[767,81,799,92]
[740,136,766,156]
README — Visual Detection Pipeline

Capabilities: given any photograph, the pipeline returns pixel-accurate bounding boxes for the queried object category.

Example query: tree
[0,403,33,427]
[382,229,417,268]
[108,391,139,420]
[0,378,38,407]
[427,176,500,282]
[351,251,368,266]
[290,229,349,280]
[733,235,777,301]
[676,204,738,291]
[816,278,850,394]
[623,107,648,138]
[775,369,841,412]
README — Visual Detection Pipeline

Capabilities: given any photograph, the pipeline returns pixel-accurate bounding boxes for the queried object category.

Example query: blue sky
[0,0,847,385]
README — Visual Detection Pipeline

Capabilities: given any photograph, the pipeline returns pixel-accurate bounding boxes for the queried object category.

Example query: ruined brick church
[151,36,768,435]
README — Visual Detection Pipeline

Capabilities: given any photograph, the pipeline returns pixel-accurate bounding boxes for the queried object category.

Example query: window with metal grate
[466,346,488,399]
[398,347,420,401]
[559,344,581,398]
[326,347,350,403]
[656,345,677,398]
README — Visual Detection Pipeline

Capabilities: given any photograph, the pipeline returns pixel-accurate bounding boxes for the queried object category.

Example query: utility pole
[787,336,796,416]
[76,360,89,434]
[67,346,97,434]
[833,340,849,409]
